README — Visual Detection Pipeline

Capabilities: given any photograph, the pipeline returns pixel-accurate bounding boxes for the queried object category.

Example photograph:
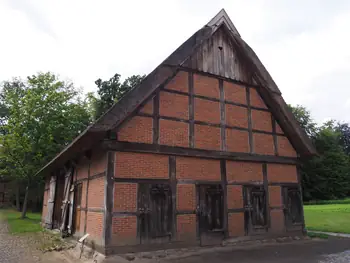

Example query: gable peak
[206,8,240,37]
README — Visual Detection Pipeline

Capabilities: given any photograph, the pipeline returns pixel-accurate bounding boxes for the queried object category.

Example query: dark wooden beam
[271,116,278,156]
[262,163,270,229]
[246,86,253,153]
[114,178,170,184]
[83,157,91,235]
[103,141,298,165]
[297,164,306,235]
[189,72,195,148]
[153,92,160,144]
[169,156,177,239]
[219,79,226,151]
[104,151,115,247]
[221,159,228,238]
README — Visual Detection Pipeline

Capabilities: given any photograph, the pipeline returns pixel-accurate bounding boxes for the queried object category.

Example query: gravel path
[0,218,42,263]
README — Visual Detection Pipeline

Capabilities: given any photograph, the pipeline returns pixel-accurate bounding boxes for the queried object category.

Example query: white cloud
[1,0,350,123]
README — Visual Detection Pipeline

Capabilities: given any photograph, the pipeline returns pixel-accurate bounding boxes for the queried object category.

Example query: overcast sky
[1,0,350,124]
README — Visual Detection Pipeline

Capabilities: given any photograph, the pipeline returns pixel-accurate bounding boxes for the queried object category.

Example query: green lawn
[0,209,42,234]
[304,203,350,234]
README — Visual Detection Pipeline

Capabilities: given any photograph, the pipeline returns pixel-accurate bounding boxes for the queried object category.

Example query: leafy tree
[336,122,350,156]
[91,74,145,120]
[0,72,90,218]
[289,104,317,138]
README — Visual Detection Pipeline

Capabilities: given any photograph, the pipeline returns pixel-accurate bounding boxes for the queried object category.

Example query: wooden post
[219,79,226,151]
[104,151,115,249]
[189,72,195,148]
[169,156,177,240]
[246,87,253,153]
[220,160,228,238]
[262,163,271,229]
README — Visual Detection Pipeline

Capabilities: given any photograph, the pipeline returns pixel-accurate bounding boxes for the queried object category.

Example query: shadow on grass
[0,209,42,234]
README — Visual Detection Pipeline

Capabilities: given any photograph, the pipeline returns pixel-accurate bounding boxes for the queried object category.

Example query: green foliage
[0,209,42,233]
[289,104,317,137]
[305,198,350,205]
[304,203,350,234]
[307,232,329,239]
[0,72,90,216]
[91,74,145,120]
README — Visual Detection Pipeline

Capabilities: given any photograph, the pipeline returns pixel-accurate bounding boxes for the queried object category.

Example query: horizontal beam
[102,141,298,165]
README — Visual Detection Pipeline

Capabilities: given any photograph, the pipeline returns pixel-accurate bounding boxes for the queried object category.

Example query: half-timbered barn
[39,9,316,255]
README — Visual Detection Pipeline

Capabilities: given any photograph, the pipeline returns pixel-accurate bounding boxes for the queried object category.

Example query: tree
[336,122,350,156]
[289,104,317,138]
[0,72,90,218]
[91,74,145,120]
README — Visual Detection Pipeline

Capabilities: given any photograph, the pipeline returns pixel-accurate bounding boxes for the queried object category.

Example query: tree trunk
[16,184,20,211]
[21,186,29,219]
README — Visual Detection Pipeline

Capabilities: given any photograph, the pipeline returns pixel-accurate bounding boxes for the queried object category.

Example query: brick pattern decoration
[116,152,169,179]
[269,186,282,207]
[225,129,249,153]
[253,133,275,155]
[225,104,248,128]
[251,110,272,132]
[87,177,104,209]
[112,216,138,245]
[160,92,189,119]
[227,185,244,209]
[166,71,189,93]
[177,214,197,241]
[114,183,137,212]
[194,124,221,151]
[223,82,247,105]
[159,119,189,147]
[267,164,298,183]
[270,209,285,233]
[86,212,103,241]
[228,212,245,237]
[118,116,153,144]
[90,150,106,176]
[176,157,221,181]
[193,74,220,99]
[139,98,153,115]
[177,184,196,211]
[194,98,220,124]
[277,136,297,157]
[250,88,268,109]
[226,161,263,183]
[81,181,87,208]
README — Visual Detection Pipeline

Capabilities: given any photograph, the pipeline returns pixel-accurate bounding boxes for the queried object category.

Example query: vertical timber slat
[262,163,270,229]
[153,93,160,144]
[169,156,177,239]
[220,160,228,238]
[189,72,195,148]
[297,164,306,235]
[84,153,91,235]
[104,151,114,249]
[272,116,278,156]
[219,79,226,151]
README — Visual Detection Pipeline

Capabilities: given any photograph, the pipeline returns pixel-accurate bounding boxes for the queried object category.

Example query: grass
[0,209,42,234]
[304,198,350,205]
[307,232,329,239]
[304,203,350,234]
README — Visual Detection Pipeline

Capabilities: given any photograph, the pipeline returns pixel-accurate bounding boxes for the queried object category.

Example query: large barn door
[138,184,173,244]
[197,184,224,246]
[283,186,303,231]
[60,169,73,232]
[46,175,57,229]
[243,186,267,235]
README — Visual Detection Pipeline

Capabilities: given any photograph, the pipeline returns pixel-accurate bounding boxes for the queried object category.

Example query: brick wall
[226,129,249,153]
[275,122,284,134]
[139,97,153,115]
[118,116,153,144]
[251,110,272,132]
[226,161,263,183]
[277,136,297,157]
[267,164,298,183]
[176,157,220,181]
[76,158,89,181]
[114,183,137,212]
[90,150,107,176]
[112,216,138,246]
[270,210,285,233]
[116,152,169,179]
[194,124,221,150]
[225,105,248,128]
[269,186,282,207]
[253,133,274,155]
[177,214,197,241]
[166,71,188,93]
[160,92,189,119]
[193,74,219,99]
[194,98,220,124]
[177,184,196,211]
[250,88,267,109]
[88,177,104,209]
[159,119,189,147]
[227,185,243,209]
[223,82,246,104]
[86,212,104,243]
[228,212,245,237]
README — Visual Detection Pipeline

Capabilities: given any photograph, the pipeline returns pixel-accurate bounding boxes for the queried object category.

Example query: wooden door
[74,184,83,233]
[46,175,57,229]
[60,169,73,232]
[197,185,224,246]
[283,186,303,231]
[243,185,267,235]
[138,184,172,244]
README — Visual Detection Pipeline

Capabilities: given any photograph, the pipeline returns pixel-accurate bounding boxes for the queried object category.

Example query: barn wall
[116,70,297,158]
